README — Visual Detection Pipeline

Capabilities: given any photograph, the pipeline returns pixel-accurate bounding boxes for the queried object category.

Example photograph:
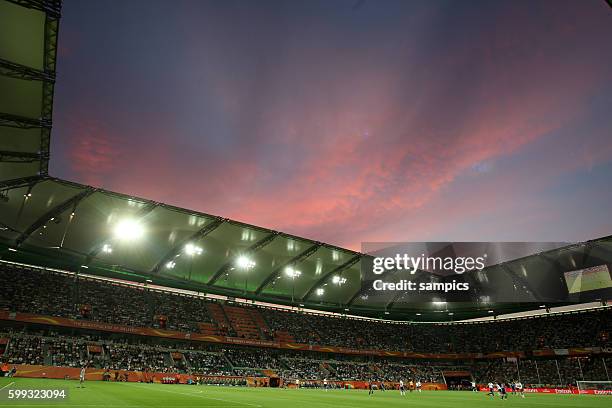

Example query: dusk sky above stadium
[51,0,612,251]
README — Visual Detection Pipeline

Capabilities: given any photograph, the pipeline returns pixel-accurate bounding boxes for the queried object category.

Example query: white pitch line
[125,383,263,407]
[0,381,15,391]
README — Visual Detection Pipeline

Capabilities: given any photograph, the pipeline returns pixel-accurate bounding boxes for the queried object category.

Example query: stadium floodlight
[236,256,256,270]
[113,219,144,241]
[432,301,446,306]
[316,288,325,296]
[488,310,494,313]
[415,313,422,316]
[166,261,176,269]
[102,244,113,254]
[184,243,203,256]
[284,267,302,278]
[332,275,347,285]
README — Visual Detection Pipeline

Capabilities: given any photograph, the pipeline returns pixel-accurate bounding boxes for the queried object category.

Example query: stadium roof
[1,0,610,322]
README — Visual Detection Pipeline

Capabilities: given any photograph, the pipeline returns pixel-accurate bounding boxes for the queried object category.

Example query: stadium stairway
[321,362,335,378]
[250,309,272,340]
[42,342,52,366]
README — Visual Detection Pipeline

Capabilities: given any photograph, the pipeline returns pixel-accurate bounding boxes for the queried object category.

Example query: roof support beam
[0,175,44,190]
[15,188,96,247]
[0,112,51,129]
[254,243,321,294]
[207,232,279,285]
[0,58,55,82]
[301,254,361,301]
[500,263,544,302]
[0,150,46,163]
[39,6,60,176]
[7,0,62,18]
[382,270,431,309]
[151,217,226,274]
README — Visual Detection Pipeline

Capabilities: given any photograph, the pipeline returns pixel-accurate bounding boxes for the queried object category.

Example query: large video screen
[564,265,612,294]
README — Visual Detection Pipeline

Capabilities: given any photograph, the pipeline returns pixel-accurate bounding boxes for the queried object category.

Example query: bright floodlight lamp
[316,288,325,296]
[184,243,203,256]
[166,261,176,269]
[332,275,347,285]
[236,256,256,270]
[102,244,113,254]
[284,267,301,278]
[113,219,145,241]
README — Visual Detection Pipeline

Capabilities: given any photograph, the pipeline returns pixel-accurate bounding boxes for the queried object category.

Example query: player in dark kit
[499,383,508,400]
[368,380,375,396]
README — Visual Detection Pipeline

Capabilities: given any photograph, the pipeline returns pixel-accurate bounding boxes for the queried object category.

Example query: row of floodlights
[8,217,347,297]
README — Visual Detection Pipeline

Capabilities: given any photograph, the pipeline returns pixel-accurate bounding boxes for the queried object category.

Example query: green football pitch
[0,378,609,408]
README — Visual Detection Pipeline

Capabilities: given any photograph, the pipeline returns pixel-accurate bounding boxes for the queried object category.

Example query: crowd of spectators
[224,348,280,369]
[105,343,169,372]
[48,337,84,367]
[279,358,328,380]
[472,357,612,387]
[1,329,611,386]
[184,351,233,376]
[0,263,610,356]
[2,335,45,366]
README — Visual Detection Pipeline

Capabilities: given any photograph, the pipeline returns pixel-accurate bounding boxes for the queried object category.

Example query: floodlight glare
[284,267,301,278]
[332,275,347,285]
[102,244,113,254]
[184,243,203,256]
[113,219,144,241]
[166,261,176,269]
[316,288,325,296]
[236,256,255,269]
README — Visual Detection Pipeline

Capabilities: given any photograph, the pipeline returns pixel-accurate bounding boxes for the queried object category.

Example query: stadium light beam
[184,243,203,256]
[236,256,256,270]
[332,275,347,285]
[284,267,301,278]
[113,219,145,241]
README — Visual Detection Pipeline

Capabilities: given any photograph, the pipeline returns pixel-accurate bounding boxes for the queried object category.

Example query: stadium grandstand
[0,1,611,407]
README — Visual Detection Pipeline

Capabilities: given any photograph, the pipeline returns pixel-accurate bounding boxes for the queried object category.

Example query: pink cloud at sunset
[51,0,612,250]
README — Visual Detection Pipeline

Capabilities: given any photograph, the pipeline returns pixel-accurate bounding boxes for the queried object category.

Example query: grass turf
[0,378,609,408]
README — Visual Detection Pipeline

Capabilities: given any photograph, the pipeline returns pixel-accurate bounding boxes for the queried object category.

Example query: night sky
[51,0,612,250]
